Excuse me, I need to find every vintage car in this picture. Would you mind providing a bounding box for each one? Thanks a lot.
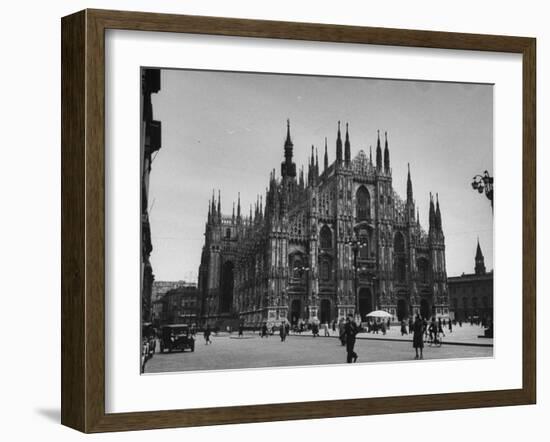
[160,324,195,353]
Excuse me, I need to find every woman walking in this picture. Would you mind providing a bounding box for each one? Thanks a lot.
[413,314,424,359]
[204,325,212,345]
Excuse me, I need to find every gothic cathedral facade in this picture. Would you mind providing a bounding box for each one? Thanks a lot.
[198,121,449,327]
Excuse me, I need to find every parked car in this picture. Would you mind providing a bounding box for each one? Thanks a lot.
[160,324,195,353]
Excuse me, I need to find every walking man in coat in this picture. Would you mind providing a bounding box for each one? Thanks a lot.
[279,321,287,342]
[344,314,359,363]
[413,314,424,359]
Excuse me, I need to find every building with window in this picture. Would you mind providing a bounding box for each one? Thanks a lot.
[448,240,493,322]
[198,121,449,327]
[151,280,188,327]
[157,284,200,326]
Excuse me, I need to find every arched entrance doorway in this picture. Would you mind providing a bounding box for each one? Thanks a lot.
[420,298,431,320]
[358,287,372,321]
[290,299,301,325]
[220,261,234,313]
[397,299,408,321]
[320,299,331,324]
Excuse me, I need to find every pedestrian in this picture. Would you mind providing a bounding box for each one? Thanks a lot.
[381,321,386,335]
[312,322,319,337]
[449,319,453,333]
[238,323,244,338]
[332,320,336,332]
[285,321,290,336]
[343,315,359,363]
[339,319,346,346]
[423,317,429,339]
[323,322,330,337]
[428,317,436,344]
[408,317,414,335]
[438,317,445,337]
[279,322,287,342]
[204,325,212,345]
[261,322,268,338]
[387,318,391,330]
[400,319,408,336]
[412,314,424,359]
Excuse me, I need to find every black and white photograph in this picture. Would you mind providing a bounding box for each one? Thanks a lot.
[140,68,494,374]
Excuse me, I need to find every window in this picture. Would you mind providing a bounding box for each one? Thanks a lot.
[394,232,405,253]
[319,260,331,281]
[417,258,430,283]
[394,232,406,282]
[356,186,370,221]
[320,225,332,249]
[225,228,231,239]
[292,256,304,278]
[395,257,406,282]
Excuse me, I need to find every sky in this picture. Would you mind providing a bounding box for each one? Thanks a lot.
[148,69,493,282]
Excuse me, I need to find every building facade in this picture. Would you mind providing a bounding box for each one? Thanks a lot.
[448,240,493,322]
[140,68,162,324]
[156,284,200,326]
[151,280,188,327]
[199,121,449,327]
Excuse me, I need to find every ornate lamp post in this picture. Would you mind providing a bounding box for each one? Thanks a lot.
[471,171,494,210]
[348,237,368,319]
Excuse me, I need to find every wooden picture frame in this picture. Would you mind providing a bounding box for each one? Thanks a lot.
[61,9,536,433]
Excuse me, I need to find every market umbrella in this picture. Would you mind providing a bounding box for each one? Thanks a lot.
[366,310,392,319]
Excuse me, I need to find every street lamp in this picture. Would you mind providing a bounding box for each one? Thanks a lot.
[471,170,494,210]
[348,237,368,319]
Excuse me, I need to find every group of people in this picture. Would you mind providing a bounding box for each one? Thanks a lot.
[401,316,453,337]
[364,318,391,335]
[411,315,449,359]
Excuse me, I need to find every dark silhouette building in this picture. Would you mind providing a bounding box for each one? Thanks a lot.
[141,68,161,323]
[199,121,449,328]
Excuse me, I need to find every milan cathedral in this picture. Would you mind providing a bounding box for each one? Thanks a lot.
[198,121,449,327]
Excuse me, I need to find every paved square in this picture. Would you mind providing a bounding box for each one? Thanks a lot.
[144,331,492,374]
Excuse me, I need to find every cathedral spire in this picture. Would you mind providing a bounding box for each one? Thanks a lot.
[384,131,390,173]
[407,163,413,204]
[336,121,343,163]
[369,145,373,165]
[344,122,351,165]
[211,189,216,219]
[281,119,296,178]
[376,130,382,171]
[435,193,442,231]
[237,192,241,220]
[324,137,328,172]
[217,190,221,222]
[285,118,292,148]
[260,195,263,219]
[475,238,486,274]
[315,147,319,177]
[429,192,435,232]
[232,201,235,222]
